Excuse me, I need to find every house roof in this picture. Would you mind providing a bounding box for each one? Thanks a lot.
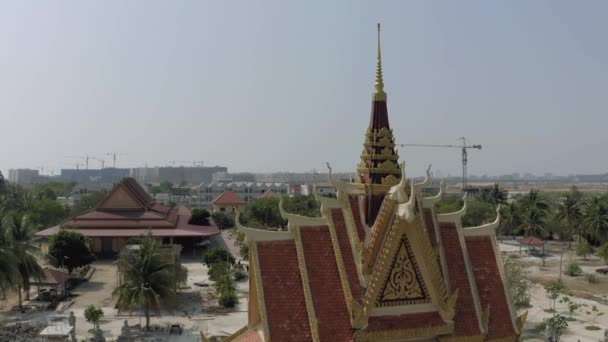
[212,191,246,205]
[33,268,71,286]
[518,236,544,245]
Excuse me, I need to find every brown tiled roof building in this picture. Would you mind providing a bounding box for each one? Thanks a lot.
[37,178,219,255]
[228,25,524,342]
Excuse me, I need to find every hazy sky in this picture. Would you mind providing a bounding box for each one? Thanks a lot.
[1,1,607,178]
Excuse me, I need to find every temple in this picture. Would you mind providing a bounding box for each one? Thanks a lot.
[36,178,219,255]
[228,25,526,342]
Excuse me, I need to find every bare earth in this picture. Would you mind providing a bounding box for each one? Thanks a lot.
[501,240,608,342]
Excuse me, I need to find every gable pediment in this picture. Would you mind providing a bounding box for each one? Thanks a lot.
[377,235,431,306]
[97,184,145,210]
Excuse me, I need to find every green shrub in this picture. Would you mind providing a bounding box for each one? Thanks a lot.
[564,261,582,276]
[219,290,238,308]
[597,243,608,264]
[189,209,211,225]
[546,313,568,342]
[576,241,593,260]
[234,267,247,281]
[208,261,232,283]
[203,248,235,267]
[585,273,598,283]
[84,305,104,330]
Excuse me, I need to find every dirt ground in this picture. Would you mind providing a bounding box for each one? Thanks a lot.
[500,240,608,341]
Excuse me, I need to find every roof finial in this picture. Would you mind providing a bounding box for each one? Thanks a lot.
[373,23,386,101]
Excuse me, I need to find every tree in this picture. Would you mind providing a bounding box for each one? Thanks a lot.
[500,202,522,237]
[516,190,550,237]
[113,237,175,330]
[576,241,593,260]
[0,171,7,196]
[84,305,104,330]
[2,213,44,306]
[480,183,508,205]
[547,313,568,342]
[189,209,211,225]
[203,247,235,267]
[545,281,564,312]
[597,242,608,264]
[555,192,582,248]
[29,197,66,228]
[462,200,495,227]
[47,230,95,273]
[559,296,583,320]
[583,196,608,245]
[71,191,107,217]
[242,197,286,229]
[504,260,531,308]
[211,212,234,230]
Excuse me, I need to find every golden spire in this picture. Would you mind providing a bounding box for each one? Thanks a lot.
[373,23,386,101]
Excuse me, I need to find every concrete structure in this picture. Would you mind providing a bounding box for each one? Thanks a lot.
[8,168,39,184]
[59,168,129,184]
[300,182,336,197]
[130,166,227,185]
[37,178,219,255]
[228,25,523,342]
[198,181,289,208]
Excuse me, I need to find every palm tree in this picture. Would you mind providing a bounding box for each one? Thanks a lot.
[555,193,582,248]
[516,190,550,237]
[113,237,175,329]
[2,213,44,307]
[582,196,608,245]
[500,201,521,237]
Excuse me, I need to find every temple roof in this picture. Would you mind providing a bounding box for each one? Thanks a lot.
[36,178,219,238]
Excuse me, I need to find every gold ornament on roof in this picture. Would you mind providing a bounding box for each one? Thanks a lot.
[373,23,386,101]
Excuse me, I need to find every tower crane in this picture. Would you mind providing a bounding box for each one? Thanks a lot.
[396,137,482,191]
[106,152,127,168]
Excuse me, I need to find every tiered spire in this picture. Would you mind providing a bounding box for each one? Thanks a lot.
[356,23,401,226]
[373,23,386,101]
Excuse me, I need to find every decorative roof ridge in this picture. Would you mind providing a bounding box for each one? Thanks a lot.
[327,162,366,195]
[278,198,327,228]
[412,164,432,194]
[312,184,341,209]
[436,193,468,223]
[395,180,416,223]
[373,23,386,102]
[421,179,445,208]
[388,162,409,203]
[462,205,501,237]
[235,212,292,242]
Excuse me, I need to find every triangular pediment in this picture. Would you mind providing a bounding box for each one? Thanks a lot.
[97,184,145,210]
[377,235,431,306]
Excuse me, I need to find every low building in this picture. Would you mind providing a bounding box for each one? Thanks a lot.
[198,181,289,208]
[211,191,246,213]
[36,178,219,255]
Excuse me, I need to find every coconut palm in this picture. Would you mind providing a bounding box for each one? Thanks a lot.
[555,193,582,248]
[113,237,175,329]
[582,196,608,245]
[500,201,521,237]
[2,213,44,307]
[515,190,550,237]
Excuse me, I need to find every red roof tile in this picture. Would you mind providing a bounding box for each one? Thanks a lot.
[422,208,438,248]
[300,226,353,342]
[331,208,363,303]
[256,240,312,341]
[213,191,246,205]
[36,268,71,285]
[438,222,481,337]
[348,196,366,241]
[466,236,517,340]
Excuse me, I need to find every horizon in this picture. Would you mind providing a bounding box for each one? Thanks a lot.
[2,1,607,178]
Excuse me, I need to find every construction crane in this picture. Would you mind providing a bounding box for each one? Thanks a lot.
[89,157,105,169]
[397,137,482,191]
[106,152,127,168]
[65,156,91,169]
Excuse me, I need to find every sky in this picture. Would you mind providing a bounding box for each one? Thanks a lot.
[1,1,607,178]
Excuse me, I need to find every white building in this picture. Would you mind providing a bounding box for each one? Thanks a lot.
[300,183,337,197]
[197,181,289,209]
[8,169,39,184]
